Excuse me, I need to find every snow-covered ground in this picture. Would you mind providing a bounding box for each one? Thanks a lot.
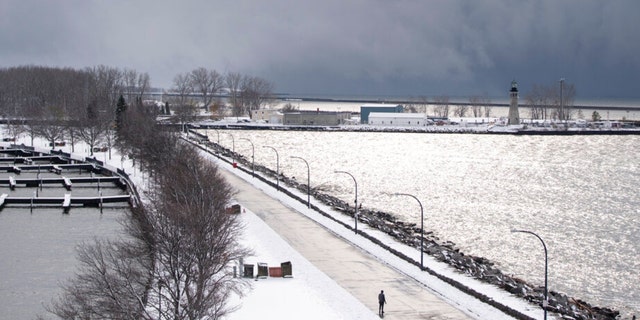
[227,209,376,319]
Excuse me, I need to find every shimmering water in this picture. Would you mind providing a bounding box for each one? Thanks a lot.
[208,129,640,317]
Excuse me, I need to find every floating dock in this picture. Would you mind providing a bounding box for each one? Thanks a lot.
[0,176,126,190]
[0,193,132,209]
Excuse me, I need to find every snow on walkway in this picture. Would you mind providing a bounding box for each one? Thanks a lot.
[227,208,376,319]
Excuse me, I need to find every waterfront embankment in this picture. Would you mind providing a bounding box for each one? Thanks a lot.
[187,131,623,320]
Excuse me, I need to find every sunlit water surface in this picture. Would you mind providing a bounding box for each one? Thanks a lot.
[208,129,640,317]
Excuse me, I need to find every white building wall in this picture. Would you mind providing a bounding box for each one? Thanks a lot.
[251,109,283,123]
[368,113,431,126]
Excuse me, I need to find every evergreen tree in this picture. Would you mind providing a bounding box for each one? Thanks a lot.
[115,95,127,131]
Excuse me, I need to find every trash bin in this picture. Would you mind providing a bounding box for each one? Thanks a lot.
[269,267,282,277]
[257,263,268,278]
[281,261,292,278]
[243,264,254,278]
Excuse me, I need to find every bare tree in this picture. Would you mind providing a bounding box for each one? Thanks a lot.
[170,73,198,130]
[48,238,154,320]
[404,103,417,113]
[225,72,244,117]
[240,75,274,117]
[124,69,138,103]
[76,99,108,156]
[3,118,25,142]
[137,72,150,99]
[32,104,67,148]
[146,147,251,319]
[414,96,429,114]
[468,94,492,118]
[171,72,193,109]
[123,69,151,102]
[469,96,482,117]
[280,103,298,113]
[524,84,550,120]
[525,82,575,122]
[433,95,450,118]
[51,132,250,320]
[190,68,223,111]
[453,103,469,117]
[481,94,493,118]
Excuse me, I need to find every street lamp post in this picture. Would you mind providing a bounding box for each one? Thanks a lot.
[511,229,548,320]
[263,146,280,191]
[290,156,310,208]
[394,193,425,270]
[560,78,565,127]
[240,138,255,177]
[227,133,235,166]
[214,130,220,153]
[334,170,358,234]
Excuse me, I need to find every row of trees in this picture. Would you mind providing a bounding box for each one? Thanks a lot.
[0,65,150,120]
[402,94,493,118]
[0,65,275,155]
[0,65,152,155]
[169,68,274,125]
[524,81,576,121]
[0,65,253,318]
[401,81,576,121]
[48,83,250,319]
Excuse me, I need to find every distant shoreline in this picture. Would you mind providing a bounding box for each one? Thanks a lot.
[280,95,640,111]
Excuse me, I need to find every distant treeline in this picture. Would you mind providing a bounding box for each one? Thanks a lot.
[0,65,276,120]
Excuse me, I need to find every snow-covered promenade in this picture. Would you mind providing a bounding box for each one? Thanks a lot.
[194,142,544,319]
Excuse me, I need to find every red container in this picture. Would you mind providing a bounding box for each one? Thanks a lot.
[269,267,282,277]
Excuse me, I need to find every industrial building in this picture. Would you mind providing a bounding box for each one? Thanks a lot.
[360,104,403,124]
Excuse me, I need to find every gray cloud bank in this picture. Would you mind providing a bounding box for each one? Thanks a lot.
[1,0,638,99]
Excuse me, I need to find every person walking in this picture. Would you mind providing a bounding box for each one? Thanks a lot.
[378,290,386,315]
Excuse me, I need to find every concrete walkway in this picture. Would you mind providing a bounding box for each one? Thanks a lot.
[218,168,473,320]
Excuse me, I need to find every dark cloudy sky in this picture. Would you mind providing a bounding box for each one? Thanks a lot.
[1,0,639,100]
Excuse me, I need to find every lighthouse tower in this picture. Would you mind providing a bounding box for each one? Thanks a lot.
[508,80,520,125]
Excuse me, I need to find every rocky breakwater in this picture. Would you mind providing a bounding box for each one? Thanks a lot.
[313,193,621,320]
[193,136,621,320]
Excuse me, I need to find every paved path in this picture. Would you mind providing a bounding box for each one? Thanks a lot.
[219,168,473,320]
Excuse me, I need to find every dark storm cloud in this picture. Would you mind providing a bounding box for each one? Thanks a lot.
[1,0,638,99]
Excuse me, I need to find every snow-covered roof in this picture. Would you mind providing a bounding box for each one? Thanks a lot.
[361,103,402,108]
[368,112,426,118]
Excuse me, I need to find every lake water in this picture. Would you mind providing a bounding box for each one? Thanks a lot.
[0,164,128,319]
[207,129,640,318]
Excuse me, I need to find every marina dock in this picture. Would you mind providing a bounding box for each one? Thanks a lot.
[0,193,132,209]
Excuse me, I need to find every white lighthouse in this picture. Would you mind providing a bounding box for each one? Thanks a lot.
[508,80,520,125]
